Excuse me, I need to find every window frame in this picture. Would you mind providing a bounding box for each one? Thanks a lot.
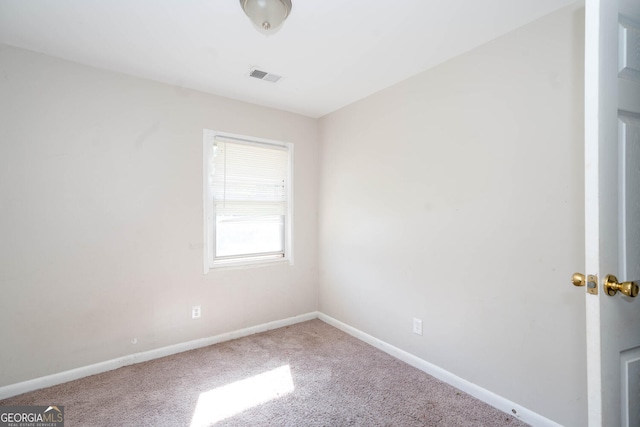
[203,130,294,273]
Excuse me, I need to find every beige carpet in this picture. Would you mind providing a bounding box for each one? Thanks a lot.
[1,319,529,426]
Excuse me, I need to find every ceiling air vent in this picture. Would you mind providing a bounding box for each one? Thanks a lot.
[249,68,282,83]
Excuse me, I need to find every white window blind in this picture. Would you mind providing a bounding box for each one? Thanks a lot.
[210,136,289,260]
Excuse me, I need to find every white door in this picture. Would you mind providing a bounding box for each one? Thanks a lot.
[584,0,640,425]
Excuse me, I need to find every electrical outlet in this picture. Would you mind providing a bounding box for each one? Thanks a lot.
[413,318,423,335]
[192,305,201,319]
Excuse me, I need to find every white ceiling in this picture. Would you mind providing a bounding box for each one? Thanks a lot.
[0,0,576,118]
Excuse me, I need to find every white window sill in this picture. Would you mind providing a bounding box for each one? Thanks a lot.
[206,257,292,273]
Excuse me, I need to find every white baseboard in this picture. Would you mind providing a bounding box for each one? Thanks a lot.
[0,311,318,400]
[317,313,562,427]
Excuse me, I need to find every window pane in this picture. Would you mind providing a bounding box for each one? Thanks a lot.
[215,215,284,257]
[206,134,291,267]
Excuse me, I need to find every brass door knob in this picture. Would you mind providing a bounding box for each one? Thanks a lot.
[604,275,639,297]
[572,273,586,287]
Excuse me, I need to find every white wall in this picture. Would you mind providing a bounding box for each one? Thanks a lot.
[319,4,586,426]
[0,44,319,387]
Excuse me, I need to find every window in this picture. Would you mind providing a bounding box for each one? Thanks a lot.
[203,130,293,271]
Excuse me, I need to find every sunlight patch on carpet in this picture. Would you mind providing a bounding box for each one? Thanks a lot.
[190,365,295,426]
